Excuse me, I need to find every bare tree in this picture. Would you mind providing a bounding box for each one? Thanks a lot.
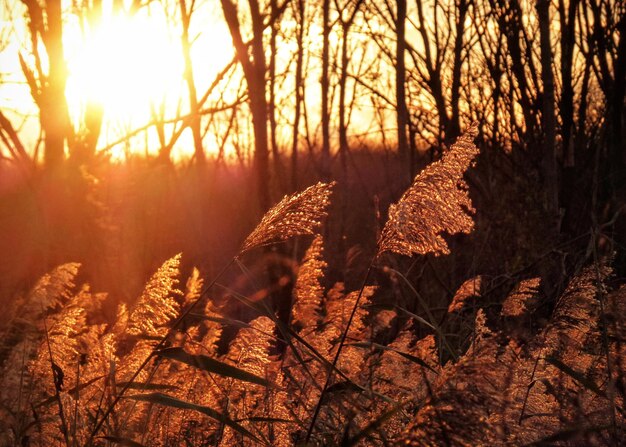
[179,0,206,165]
[537,0,558,216]
[589,0,626,188]
[221,0,270,211]
[291,0,306,191]
[20,0,73,168]
[488,0,540,143]
[395,0,410,167]
[558,0,581,167]
[336,0,364,176]
[320,0,332,180]
[406,0,470,146]
[269,0,287,190]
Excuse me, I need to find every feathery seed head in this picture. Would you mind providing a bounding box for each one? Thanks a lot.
[241,181,336,253]
[378,123,479,257]
[448,276,482,314]
[292,234,327,328]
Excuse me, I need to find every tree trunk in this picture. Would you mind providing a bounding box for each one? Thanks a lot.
[21,0,73,168]
[320,0,331,180]
[395,0,410,174]
[221,0,270,211]
[43,0,71,167]
[291,0,305,191]
[589,0,626,189]
[608,9,626,186]
[449,0,468,140]
[491,0,537,143]
[269,0,285,190]
[558,0,579,168]
[537,0,558,217]
[179,0,205,166]
[338,21,349,177]
[337,0,364,179]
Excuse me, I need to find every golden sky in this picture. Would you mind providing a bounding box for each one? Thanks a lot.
[0,0,392,162]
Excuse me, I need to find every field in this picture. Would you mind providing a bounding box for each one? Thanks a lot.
[0,127,624,446]
[1,0,625,445]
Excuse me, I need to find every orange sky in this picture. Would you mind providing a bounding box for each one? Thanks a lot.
[0,0,395,162]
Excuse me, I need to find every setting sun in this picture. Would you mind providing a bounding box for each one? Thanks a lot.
[59,0,236,160]
[66,12,184,124]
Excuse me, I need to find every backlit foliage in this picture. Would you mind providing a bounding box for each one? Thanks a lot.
[291,234,326,328]
[0,157,623,446]
[220,316,275,446]
[447,275,482,313]
[378,123,480,257]
[501,277,541,318]
[399,265,623,446]
[126,253,182,337]
[241,181,336,253]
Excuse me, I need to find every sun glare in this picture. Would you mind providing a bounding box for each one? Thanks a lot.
[66,12,184,123]
[60,2,237,161]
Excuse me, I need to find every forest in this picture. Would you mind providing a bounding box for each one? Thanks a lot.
[0,0,624,445]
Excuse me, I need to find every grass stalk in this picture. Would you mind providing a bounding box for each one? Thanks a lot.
[41,310,71,447]
[305,259,374,442]
[86,257,236,445]
[384,266,457,361]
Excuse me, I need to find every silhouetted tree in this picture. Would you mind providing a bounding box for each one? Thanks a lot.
[178,0,205,165]
[395,0,410,171]
[291,0,306,191]
[220,0,270,211]
[588,0,626,188]
[537,0,558,216]
[336,0,364,176]
[320,0,332,180]
[20,0,73,168]
[558,0,580,168]
[404,0,470,146]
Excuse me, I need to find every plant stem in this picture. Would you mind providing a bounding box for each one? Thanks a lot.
[306,259,374,442]
[86,257,236,445]
[41,310,71,447]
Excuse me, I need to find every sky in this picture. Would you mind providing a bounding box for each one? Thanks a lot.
[0,0,394,163]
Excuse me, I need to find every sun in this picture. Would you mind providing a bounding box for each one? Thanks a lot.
[62,2,237,160]
[66,10,184,122]
[64,8,193,159]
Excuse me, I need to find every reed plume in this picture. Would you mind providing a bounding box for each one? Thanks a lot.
[291,234,326,329]
[378,123,479,257]
[126,253,183,338]
[241,181,335,253]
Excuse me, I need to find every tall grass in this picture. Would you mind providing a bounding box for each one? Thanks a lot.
[0,125,623,446]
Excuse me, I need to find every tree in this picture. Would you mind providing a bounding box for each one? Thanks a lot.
[488,0,540,144]
[220,0,270,211]
[558,0,581,167]
[179,0,206,165]
[291,0,306,191]
[537,0,558,216]
[20,0,73,169]
[320,0,332,180]
[395,0,410,169]
[588,0,626,189]
[405,0,470,146]
[336,0,364,176]
[268,0,288,191]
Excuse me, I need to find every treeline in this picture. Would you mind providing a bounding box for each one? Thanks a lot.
[0,0,625,210]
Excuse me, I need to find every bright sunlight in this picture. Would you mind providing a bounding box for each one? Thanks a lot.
[62,1,235,160]
[66,13,184,124]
